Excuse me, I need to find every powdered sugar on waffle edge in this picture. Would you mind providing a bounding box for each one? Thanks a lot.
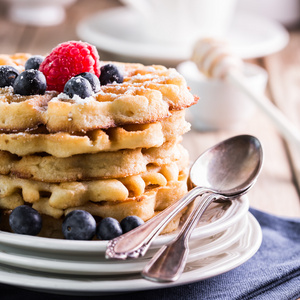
[53,92,96,104]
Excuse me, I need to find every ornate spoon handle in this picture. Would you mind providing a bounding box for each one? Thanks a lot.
[105,186,207,260]
[141,193,218,282]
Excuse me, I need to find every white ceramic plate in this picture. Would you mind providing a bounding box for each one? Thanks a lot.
[76,7,289,65]
[0,215,248,275]
[0,196,248,254]
[0,213,261,296]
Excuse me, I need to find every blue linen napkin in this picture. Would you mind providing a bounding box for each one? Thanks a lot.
[1,207,300,300]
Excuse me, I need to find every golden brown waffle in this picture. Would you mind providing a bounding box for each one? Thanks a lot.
[0,87,58,132]
[64,171,188,222]
[0,53,31,73]
[0,59,196,133]
[0,168,188,238]
[45,63,196,133]
[0,51,194,239]
[0,162,187,211]
[0,54,56,132]
[0,140,188,182]
[0,110,190,157]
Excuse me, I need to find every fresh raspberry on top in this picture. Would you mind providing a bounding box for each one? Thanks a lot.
[39,41,100,92]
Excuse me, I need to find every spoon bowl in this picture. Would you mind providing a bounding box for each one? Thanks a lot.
[190,135,263,195]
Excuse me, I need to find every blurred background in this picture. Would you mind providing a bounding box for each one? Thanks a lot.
[0,0,298,64]
[0,0,300,217]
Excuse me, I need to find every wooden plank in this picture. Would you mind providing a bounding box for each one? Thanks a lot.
[0,19,26,54]
[0,0,120,54]
[264,31,300,196]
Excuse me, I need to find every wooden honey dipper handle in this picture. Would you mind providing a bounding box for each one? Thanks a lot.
[191,38,300,149]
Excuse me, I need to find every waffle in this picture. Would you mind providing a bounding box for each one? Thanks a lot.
[0,59,196,133]
[0,168,188,238]
[0,48,196,239]
[0,87,58,132]
[0,53,30,73]
[0,55,57,132]
[0,110,190,157]
[45,63,197,133]
[65,177,188,224]
[0,140,188,182]
[0,161,186,211]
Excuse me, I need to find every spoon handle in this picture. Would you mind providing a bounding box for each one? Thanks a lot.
[228,70,300,149]
[105,186,206,260]
[141,193,218,282]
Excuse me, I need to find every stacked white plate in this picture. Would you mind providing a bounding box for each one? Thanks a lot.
[0,196,261,296]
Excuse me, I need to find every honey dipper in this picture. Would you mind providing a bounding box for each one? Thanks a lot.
[191,38,300,148]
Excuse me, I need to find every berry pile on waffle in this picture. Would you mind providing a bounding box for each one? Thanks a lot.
[0,41,197,240]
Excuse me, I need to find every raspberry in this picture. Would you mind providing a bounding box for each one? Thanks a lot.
[39,41,100,92]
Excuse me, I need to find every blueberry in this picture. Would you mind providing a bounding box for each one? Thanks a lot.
[0,65,19,88]
[13,69,47,96]
[75,72,100,93]
[64,76,93,99]
[25,55,45,70]
[96,217,123,240]
[99,64,123,85]
[62,210,96,240]
[9,205,42,236]
[120,215,144,233]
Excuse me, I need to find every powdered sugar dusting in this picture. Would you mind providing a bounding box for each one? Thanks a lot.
[53,92,96,104]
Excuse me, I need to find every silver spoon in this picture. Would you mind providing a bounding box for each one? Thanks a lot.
[105,135,263,260]
[142,134,263,282]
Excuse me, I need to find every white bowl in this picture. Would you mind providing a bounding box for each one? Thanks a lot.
[177,61,268,131]
[5,0,76,26]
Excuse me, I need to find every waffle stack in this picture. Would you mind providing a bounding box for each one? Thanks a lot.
[0,51,197,239]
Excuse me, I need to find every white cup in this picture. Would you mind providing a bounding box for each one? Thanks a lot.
[177,61,268,131]
[120,0,237,45]
[237,0,300,27]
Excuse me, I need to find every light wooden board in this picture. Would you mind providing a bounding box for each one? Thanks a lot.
[264,31,300,196]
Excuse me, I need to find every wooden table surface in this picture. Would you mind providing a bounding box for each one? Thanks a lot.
[0,0,300,218]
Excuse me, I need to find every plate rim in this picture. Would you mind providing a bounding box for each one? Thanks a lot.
[0,196,248,254]
[0,214,249,275]
[0,212,262,295]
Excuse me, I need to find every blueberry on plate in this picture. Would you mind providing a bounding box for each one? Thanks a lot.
[120,215,144,234]
[64,76,93,99]
[25,55,45,70]
[75,72,100,93]
[9,205,42,236]
[99,64,123,85]
[62,210,96,240]
[96,217,123,240]
[13,69,47,96]
[0,65,19,88]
